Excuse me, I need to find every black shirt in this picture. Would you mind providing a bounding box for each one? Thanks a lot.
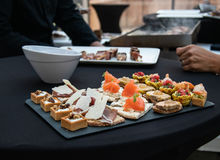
[0,0,98,57]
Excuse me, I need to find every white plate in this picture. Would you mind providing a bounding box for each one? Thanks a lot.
[60,46,160,65]
[157,10,200,14]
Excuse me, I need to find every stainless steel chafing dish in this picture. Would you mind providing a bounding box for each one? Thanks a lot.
[110,14,201,48]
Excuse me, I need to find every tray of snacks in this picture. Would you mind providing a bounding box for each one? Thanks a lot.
[60,46,160,65]
[25,72,214,139]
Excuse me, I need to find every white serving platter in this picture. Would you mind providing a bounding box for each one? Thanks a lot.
[157,9,201,15]
[60,46,160,65]
[156,9,203,18]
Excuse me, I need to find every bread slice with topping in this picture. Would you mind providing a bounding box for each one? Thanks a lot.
[153,99,182,114]
[113,103,153,119]
[85,94,125,126]
[146,90,171,104]
[192,83,207,107]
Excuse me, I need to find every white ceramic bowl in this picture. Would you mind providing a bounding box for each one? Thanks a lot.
[22,45,81,84]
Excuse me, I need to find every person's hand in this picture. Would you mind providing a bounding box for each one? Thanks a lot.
[176,44,220,74]
[90,41,103,46]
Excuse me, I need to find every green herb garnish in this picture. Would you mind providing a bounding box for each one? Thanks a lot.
[133,93,139,102]
[102,72,106,77]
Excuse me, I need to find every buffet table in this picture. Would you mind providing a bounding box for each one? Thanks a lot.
[1,56,220,160]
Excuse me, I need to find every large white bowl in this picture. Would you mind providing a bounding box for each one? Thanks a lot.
[22,45,81,84]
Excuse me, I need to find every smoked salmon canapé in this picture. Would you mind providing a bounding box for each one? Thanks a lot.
[103,71,120,84]
[123,94,145,111]
[103,81,120,93]
[122,80,139,97]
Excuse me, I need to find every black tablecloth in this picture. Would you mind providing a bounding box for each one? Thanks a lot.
[0,56,220,160]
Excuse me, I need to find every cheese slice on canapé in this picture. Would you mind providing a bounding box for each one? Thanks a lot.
[52,85,73,95]
[65,89,85,105]
[85,94,108,120]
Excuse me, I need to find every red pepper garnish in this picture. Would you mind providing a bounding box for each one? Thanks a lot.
[162,80,174,88]
[177,89,190,96]
[134,72,145,77]
[163,80,172,86]
[150,74,160,82]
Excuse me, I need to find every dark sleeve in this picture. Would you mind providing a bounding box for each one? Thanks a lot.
[0,0,49,57]
[54,0,99,46]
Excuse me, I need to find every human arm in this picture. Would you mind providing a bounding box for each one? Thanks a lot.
[0,0,49,57]
[54,0,100,46]
[176,44,220,74]
[90,41,103,46]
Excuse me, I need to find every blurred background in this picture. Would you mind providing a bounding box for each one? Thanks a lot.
[84,0,220,32]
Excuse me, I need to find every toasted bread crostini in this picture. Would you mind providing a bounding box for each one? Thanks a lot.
[145,90,171,104]
[153,99,183,114]
[192,83,207,107]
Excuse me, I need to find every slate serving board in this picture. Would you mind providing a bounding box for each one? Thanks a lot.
[25,99,215,139]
